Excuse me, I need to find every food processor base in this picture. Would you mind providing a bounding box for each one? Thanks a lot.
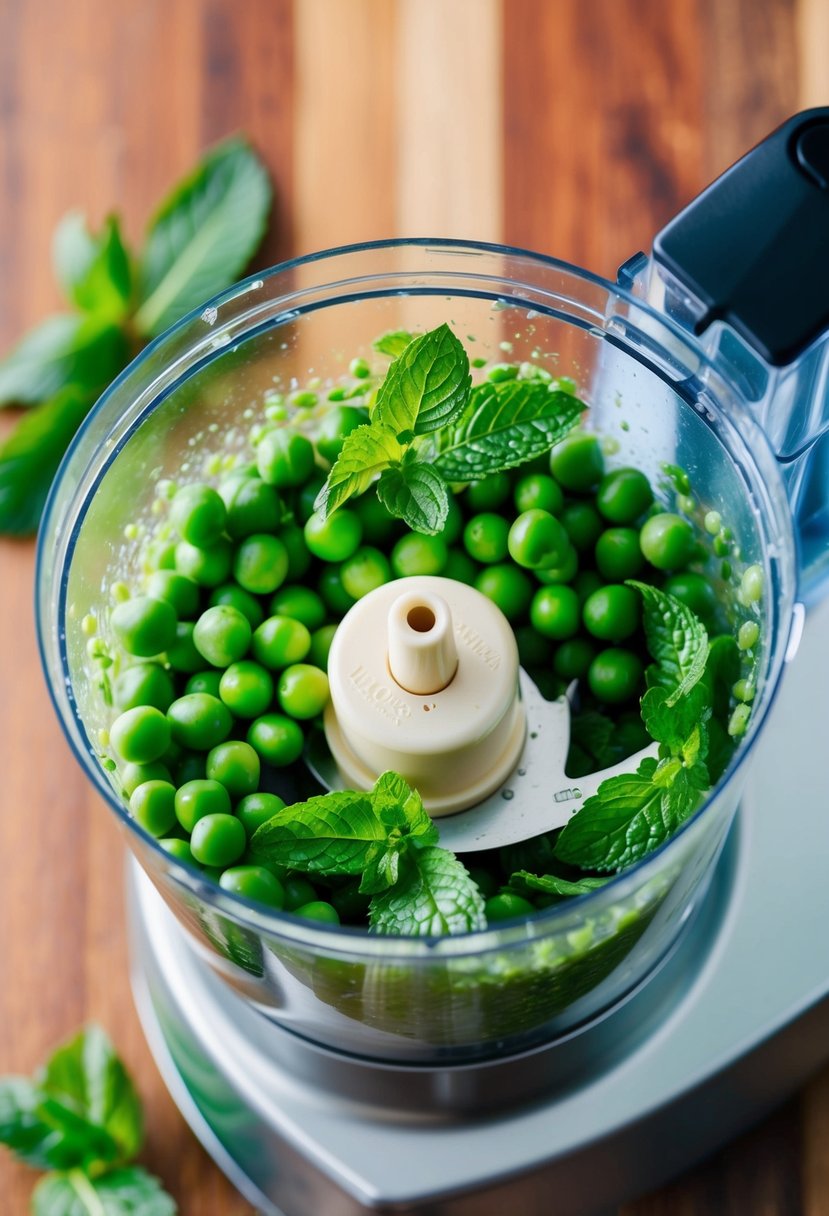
[127,600,829,1216]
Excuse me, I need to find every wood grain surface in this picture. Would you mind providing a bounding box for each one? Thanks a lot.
[0,2,825,1213]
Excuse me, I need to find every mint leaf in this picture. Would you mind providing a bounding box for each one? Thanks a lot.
[433,381,583,481]
[0,386,97,535]
[251,791,388,876]
[554,755,704,872]
[373,330,414,358]
[0,1077,74,1171]
[33,1167,176,1216]
[640,684,711,756]
[372,323,470,438]
[359,847,402,895]
[53,213,132,319]
[134,137,271,337]
[628,582,709,705]
[315,424,403,516]
[371,771,438,846]
[369,847,486,935]
[507,871,609,899]
[0,315,127,408]
[376,460,449,535]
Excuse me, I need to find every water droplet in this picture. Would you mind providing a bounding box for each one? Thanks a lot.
[501,789,514,800]
[517,768,527,777]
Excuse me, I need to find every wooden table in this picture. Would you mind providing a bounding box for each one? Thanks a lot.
[1,2,828,1212]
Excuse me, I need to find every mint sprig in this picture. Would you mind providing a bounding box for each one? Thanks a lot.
[376,458,450,535]
[372,330,414,358]
[0,1026,176,1214]
[627,580,709,704]
[0,137,272,535]
[368,846,486,936]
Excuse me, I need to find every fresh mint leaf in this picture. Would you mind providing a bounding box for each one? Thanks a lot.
[554,755,704,872]
[628,581,709,705]
[640,684,711,756]
[134,137,271,337]
[372,323,470,438]
[53,213,132,319]
[314,424,403,516]
[376,459,449,535]
[32,1166,177,1216]
[433,381,583,481]
[369,847,486,936]
[0,1077,72,1171]
[373,330,414,358]
[507,871,609,899]
[251,790,388,876]
[371,771,438,846]
[0,315,127,409]
[359,847,402,895]
[0,386,96,535]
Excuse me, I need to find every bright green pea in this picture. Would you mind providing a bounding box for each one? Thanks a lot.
[741,564,764,604]
[119,759,172,798]
[508,510,570,570]
[587,648,643,703]
[474,565,533,618]
[221,476,281,539]
[595,528,644,581]
[110,705,172,764]
[463,513,509,564]
[318,567,357,616]
[596,467,654,524]
[269,586,327,631]
[340,547,391,600]
[208,583,265,630]
[206,740,261,798]
[663,573,719,620]
[247,713,305,766]
[111,595,178,658]
[278,664,330,720]
[738,620,760,651]
[550,432,604,491]
[220,866,285,908]
[170,483,227,547]
[190,813,247,868]
[175,538,233,587]
[466,474,512,512]
[112,664,175,712]
[281,524,312,581]
[193,604,252,667]
[309,624,338,670]
[728,703,752,737]
[530,585,581,640]
[304,510,363,562]
[349,356,371,379]
[391,533,448,577]
[232,534,289,596]
[186,671,223,698]
[159,838,196,866]
[315,405,368,462]
[253,615,312,669]
[256,429,316,488]
[219,661,274,718]
[733,678,755,703]
[704,510,722,535]
[282,877,318,910]
[639,513,695,571]
[174,778,232,833]
[145,570,200,618]
[560,501,603,552]
[167,693,233,751]
[514,473,564,516]
[534,543,579,585]
[442,550,478,585]
[485,893,534,922]
[236,792,287,838]
[297,476,328,524]
[130,780,177,837]
[294,900,340,924]
[582,585,640,642]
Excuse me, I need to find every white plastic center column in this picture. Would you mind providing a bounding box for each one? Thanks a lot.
[324,576,526,816]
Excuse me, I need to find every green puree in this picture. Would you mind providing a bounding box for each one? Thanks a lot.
[87,325,763,959]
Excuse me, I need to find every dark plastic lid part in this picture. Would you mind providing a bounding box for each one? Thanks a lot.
[653,109,829,367]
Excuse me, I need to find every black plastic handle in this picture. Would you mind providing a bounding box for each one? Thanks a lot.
[653,108,829,367]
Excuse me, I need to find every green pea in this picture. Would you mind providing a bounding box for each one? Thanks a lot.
[533,544,579,585]
[485,893,534,922]
[219,866,285,908]
[442,550,479,585]
[294,900,340,925]
[741,564,764,604]
[165,622,205,674]
[550,433,604,491]
[340,547,391,600]
[465,473,512,512]
[281,524,312,581]
[315,406,368,463]
[738,620,760,651]
[553,637,596,680]
[167,693,233,751]
[269,586,327,632]
[174,753,207,785]
[595,528,644,581]
[439,496,464,545]
[639,513,695,571]
[208,583,265,630]
[232,534,289,596]
[130,780,177,837]
[218,661,274,718]
[175,538,233,587]
[391,533,448,577]
[530,585,581,640]
[111,706,172,764]
[349,356,371,379]
[508,510,570,570]
[221,476,281,539]
[190,813,247,868]
[463,513,509,564]
[119,759,172,798]
[170,483,227,547]
[247,713,305,766]
[186,671,223,698]
[206,740,261,798]
[573,569,603,604]
[112,664,175,712]
[318,567,357,616]
[111,595,178,657]
[560,501,603,551]
[582,585,640,642]
[595,467,654,524]
[236,791,287,838]
[144,570,200,618]
[193,605,252,667]
[514,473,564,516]
[664,572,719,620]
[474,565,533,618]
[175,778,232,833]
[256,429,316,488]
[158,838,196,867]
[282,876,318,910]
[309,624,338,670]
[278,664,330,720]
[587,648,643,704]
[253,615,312,669]
[304,509,363,563]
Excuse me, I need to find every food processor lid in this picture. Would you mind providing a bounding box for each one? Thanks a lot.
[653,108,829,366]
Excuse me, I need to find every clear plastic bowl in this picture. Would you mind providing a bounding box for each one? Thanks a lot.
[36,240,795,1064]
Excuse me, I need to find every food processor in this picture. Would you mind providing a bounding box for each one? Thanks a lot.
[36,109,829,1214]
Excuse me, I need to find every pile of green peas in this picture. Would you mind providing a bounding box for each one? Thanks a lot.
[92,358,741,929]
